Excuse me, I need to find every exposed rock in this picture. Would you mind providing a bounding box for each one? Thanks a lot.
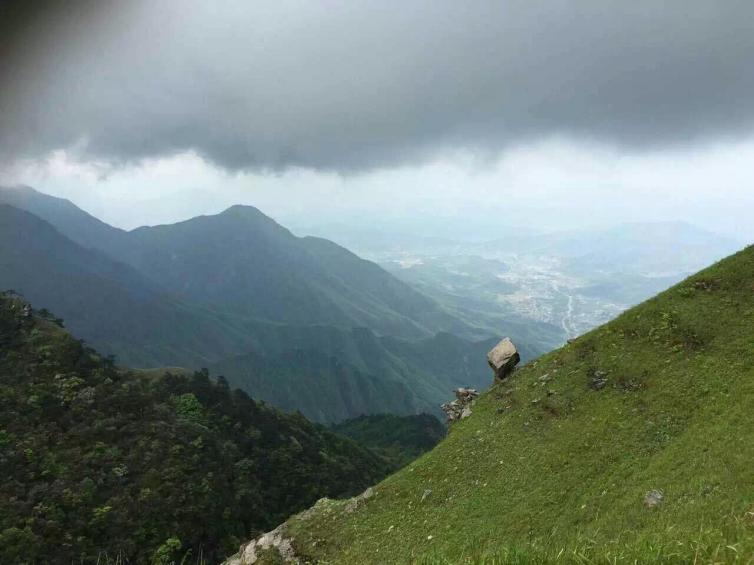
[226,524,297,564]
[589,370,608,391]
[227,488,377,564]
[343,486,374,514]
[455,387,478,403]
[487,338,520,381]
[297,497,332,521]
[441,400,462,422]
[644,489,664,508]
[441,388,478,423]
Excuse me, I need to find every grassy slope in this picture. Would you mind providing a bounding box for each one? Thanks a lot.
[259,245,754,564]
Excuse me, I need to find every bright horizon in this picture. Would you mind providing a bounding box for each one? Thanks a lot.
[2,2,754,241]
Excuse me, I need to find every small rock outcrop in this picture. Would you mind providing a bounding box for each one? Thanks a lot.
[589,370,608,390]
[226,525,297,564]
[225,487,377,564]
[644,489,664,508]
[487,338,520,381]
[441,387,478,423]
[343,486,374,514]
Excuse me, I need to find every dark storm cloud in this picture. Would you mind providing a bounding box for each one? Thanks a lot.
[2,0,754,172]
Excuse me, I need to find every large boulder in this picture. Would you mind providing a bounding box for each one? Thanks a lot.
[487,338,520,381]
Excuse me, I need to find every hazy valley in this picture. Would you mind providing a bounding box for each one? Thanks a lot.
[300,221,741,343]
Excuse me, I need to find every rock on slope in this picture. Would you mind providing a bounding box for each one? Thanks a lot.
[227,244,754,563]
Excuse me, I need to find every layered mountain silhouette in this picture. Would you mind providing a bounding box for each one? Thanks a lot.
[0,186,515,421]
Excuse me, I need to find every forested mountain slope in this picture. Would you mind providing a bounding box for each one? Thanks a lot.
[331,413,446,470]
[0,292,391,564]
[210,329,497,422]
[232,244,754,564]
[0,187,549,422]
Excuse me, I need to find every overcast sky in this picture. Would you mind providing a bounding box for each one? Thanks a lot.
[1,1,754,240]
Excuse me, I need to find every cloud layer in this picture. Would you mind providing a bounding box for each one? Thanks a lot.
[3,1,754,172]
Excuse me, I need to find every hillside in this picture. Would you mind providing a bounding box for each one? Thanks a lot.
[1,188,542,422]
[0,205,254,368]
[0,292,391,564]
[120,205,476,340]
[211,329,497,423]
[0,185,131,257]
[231,244,754,563]
[0,187,476,340]
[331,413,446,470]
[0,203,498,422]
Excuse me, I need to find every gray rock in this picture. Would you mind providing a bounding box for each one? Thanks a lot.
[487,338,520,381]
[590,370,608,390]
[590,378,608,390]
[644,489,664,508]
[343,487,374,514]
[455,387,478,403]
[441,388,479,423]
[226,524,297,564]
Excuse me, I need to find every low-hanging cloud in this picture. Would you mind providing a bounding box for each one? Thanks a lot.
[2,0,754,173]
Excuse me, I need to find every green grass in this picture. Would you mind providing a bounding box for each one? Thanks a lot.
[249,245,754,564]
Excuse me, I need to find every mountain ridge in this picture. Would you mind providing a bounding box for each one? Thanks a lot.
[0,188,510,422]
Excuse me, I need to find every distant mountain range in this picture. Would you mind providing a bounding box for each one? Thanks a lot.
[299,218,741,276]
[1,186,544,421]
[0,186,470,339]
[480,221,743,276]
[328,218,743,342]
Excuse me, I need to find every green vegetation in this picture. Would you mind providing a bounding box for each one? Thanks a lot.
[0,294,391,564]
[246,245,754,563]
[331,413,446,469]
[0,193,505,422]
[211,330,497,423]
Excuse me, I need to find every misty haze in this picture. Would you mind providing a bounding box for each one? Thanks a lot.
[1,2,753,564]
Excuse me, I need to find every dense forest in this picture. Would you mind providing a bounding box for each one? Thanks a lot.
[0,293,390,564]
[330,413,446,469]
